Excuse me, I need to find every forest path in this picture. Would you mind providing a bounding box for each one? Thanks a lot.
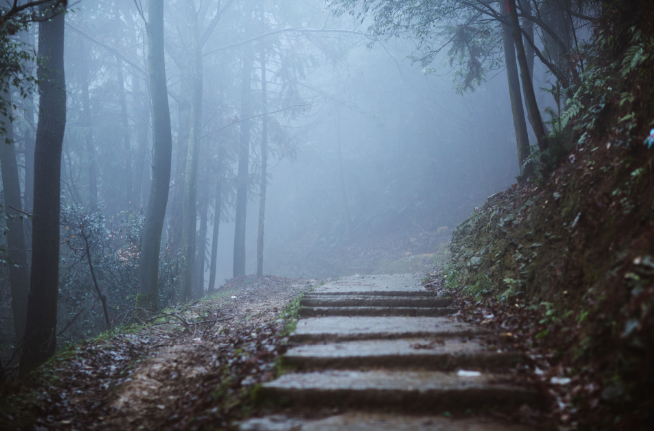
[4,276,317,430]
[238,274,542,431]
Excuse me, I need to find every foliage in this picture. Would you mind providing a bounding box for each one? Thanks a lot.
[329,0,503,93]
[55,204,182,346]
[0,23,35,143]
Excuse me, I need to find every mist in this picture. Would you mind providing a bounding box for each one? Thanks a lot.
[0,0,567,363]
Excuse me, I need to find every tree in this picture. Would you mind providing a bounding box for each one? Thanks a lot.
[500,0,531,171]
[79,39,98,206]
[256,45,268,277]
[20,1,67,375]
[136,0,173,312]
[233,44,254,278]
[508,0,547,151]
[178,0,204,300]
[0,90,29,344]
[329,0,596,166]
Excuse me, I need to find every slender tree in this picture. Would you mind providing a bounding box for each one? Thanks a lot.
[519,0,535,82]
[194,167,209,298]
[0,90,29,344]
[256,46,268,277]
[80,39,98,206]
[116,64,133,205]
[179,0,204,300]
[132,75,150,208]
[233,46,254,278]
[19,30,35,214]
[208,149,222,293]
[336,106,351,241]
[20,2,67,375]
[500,1,531,174]
[136,0,173,312]
[509,0,547,151]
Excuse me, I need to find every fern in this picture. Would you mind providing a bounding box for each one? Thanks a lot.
[621,28,653,77]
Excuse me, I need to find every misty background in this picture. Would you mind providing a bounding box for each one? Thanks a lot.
[1,0,574,360]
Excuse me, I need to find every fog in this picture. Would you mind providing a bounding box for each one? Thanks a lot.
[1,0,577,351]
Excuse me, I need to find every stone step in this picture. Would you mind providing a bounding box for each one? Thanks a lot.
[259,370,541,413]
[282,338,523,371]
[312,274,427,296]
[300,295,453,308]
[305,290,436,297]
[289,316,485,343]
[239,413,537,431]
[299,306,459,318]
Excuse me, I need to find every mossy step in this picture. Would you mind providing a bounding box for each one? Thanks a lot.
[259,370,541,413]
[282,338,523,371]
[299,306,458,318]
[300,296,452,308]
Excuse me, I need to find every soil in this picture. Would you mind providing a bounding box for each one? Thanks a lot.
[0,275,319,431]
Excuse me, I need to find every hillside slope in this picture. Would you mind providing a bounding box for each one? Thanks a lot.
[444,3,654,429]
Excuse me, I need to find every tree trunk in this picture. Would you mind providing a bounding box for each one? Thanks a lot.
[256,48,268,278]
[20,3,66,375]
[133,76,150,209]
[233,48,254,278]
[194,174,208,299]
[541,0,571,67]
[170,86,189,252]
[509,0,547,152]
[19,30,35,214]
[179,0,203,301]
[0,90,30,344]
[519,0,534,82]
[501,1,531,175]
[136,0,173,312]
[116,64,133,206]
[336,106,351,240]
[80,39,98,206]
[208,155,222,293]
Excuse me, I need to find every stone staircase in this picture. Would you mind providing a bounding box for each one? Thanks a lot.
[239,274,540,430]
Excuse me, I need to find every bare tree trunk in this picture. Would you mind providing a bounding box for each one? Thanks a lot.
[233,47,254,278]
[208,156,222,293]
[501,1,531,175]
[179,0,203,300]
[509,0,547,152]
[0,90,29,344]
[80,39,98,206]
[336,106,351,240]
[20,3,67,375]
[20,30,35,215]
[116,65,133,206]
[194,173,208,299]
[136,0,173,312]
[519,0,535,82]
[132,76,150,208]
[256,47,268,278]
[170,86,189,252]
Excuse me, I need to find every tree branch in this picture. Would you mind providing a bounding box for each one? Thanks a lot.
[203,28,369,57]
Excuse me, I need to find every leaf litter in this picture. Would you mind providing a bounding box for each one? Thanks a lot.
[1,275,319,430]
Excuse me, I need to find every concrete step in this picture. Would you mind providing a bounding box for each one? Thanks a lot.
[239,413,537,431]
[312,274,427,296]
[299,306,459,318]
[282,338,523,371]
[300,295,453,308]
[289,316,485,343]
[305,290,437,297]
[259,370,541,413]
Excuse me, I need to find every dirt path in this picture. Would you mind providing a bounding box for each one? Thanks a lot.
[1,276,318,431]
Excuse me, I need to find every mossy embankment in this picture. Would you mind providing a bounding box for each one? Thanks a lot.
[444,3,654,429]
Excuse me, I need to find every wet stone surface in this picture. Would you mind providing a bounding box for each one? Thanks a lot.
[240,274,540,430]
